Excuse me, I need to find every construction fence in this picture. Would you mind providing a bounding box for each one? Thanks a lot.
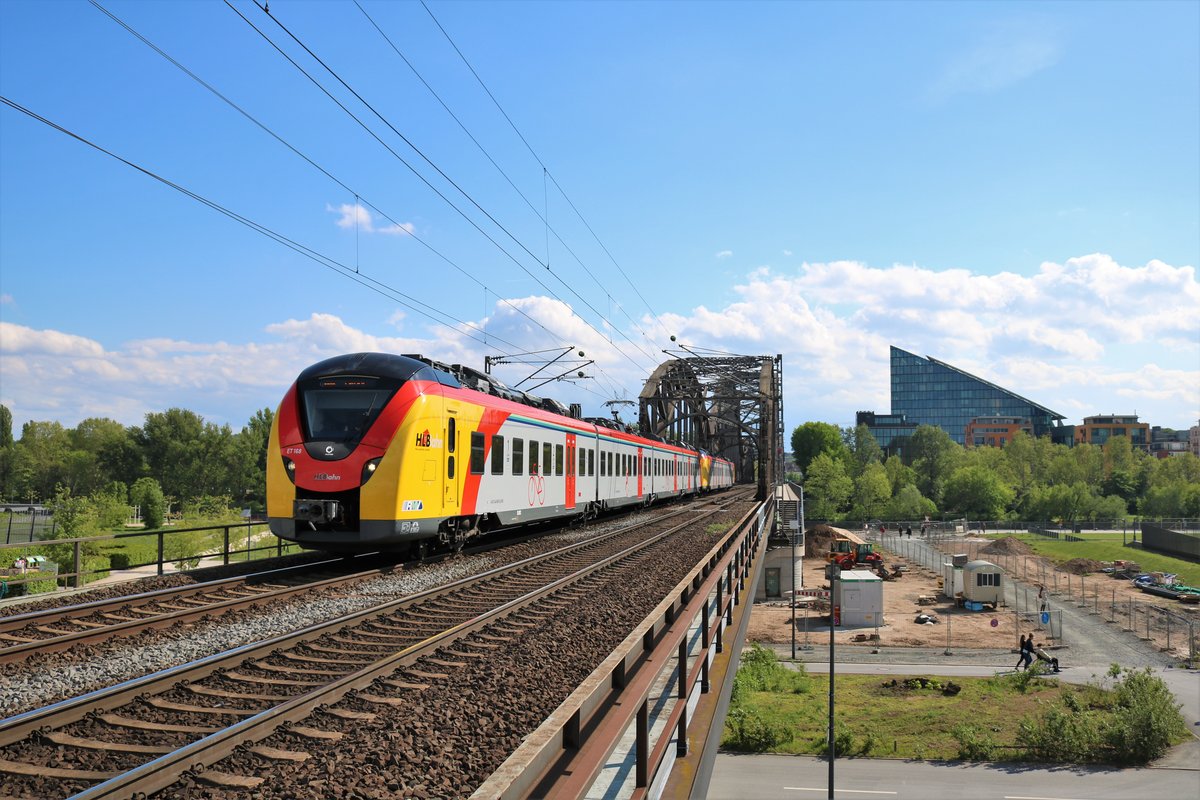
[872,530,1199,665]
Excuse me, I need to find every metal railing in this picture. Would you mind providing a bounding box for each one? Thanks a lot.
[0,521,300,595]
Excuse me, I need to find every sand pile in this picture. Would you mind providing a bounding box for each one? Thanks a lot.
[981,536,1034,556]
[1061,558,1105,575]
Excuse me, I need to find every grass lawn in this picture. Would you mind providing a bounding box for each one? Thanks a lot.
[726,671,1069,760]
[721,651,1190,764]
[995,534,1200,586]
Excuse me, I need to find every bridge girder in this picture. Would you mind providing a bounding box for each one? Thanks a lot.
[639,354,783,500]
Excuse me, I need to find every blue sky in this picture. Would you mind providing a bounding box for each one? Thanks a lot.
[1,0,1197,438]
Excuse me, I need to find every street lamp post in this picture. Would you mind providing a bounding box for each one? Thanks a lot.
[825,561,840,799]
[791,482,805,660]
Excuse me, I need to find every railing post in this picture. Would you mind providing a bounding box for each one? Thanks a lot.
[676,639,689,756]
[157,532,165,576]
[73,539,82,589]
[223,528,231,566]
[701,600,711,692]
[636,700,649,788]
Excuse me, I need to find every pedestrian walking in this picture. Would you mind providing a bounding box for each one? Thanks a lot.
[1038,585,1048,614]
[1020,634,1034,670]
[1015,634,1028,671]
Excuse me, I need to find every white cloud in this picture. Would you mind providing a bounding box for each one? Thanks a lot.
[715,250,733,259]
[1,254,1195,439]
[0,294,12,305]
[928,21,1060,102]
[782,250,793,257]
[326,203,414,236]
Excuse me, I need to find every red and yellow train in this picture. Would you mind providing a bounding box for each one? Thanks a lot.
[267,353,735,554]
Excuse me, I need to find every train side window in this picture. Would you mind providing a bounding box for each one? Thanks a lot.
[448,417,456,452]
[469,432,486,474]
[578,447,584,476]
[491,435,505,475]
[530,440,539,475]
[588,449,594,476]
[513,438,524,475]
[543,443,553,477]
[555,444,564,476]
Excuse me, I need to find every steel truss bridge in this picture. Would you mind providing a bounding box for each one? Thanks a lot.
[639,352,784,500]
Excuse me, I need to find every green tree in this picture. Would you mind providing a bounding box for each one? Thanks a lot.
[790,421,847,477]
[0,404,13,499]
[886,484,937,520]
[139,409,236,500]
[844,423,884,478]
[72,417,144,490]
[908,425,961,505]
[942,465,1015,519]
[11,420,72,501]
[230,408,274,512]
[883,454,916,496]
[130,477,167,530]
[804,452,853,519]
[1027,482,1094,526]
[90,481,130,530]
[851,461,892,520]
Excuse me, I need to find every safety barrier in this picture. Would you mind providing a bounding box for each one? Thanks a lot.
[473,497,771,799]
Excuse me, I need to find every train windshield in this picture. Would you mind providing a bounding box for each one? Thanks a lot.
[301,376,397,443]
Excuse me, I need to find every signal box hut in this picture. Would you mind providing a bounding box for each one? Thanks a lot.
[962,560,1003,609]
[832,569,882,628]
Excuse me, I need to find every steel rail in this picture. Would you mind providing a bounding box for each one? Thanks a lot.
[0,499,712,747]
[0,555,395,664]
[65,500,740,799]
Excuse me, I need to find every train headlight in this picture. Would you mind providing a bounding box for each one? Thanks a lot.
[361,457,383,485]
[282,457,297,485]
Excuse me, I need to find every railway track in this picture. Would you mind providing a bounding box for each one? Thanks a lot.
[0,555,396,665]
[0,491,752,799]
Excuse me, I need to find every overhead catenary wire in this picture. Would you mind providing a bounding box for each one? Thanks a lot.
[86,0,566,355]
[0,95,523,356]
[238,0,661,372]
[355,0,663,350]
[420,0,674,344]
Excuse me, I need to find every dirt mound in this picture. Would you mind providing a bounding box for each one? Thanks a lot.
[1061,558,1105,575]
[804,524,839,555]
[981,536,1034,556]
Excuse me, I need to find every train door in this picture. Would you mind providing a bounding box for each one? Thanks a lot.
[673,453,678,493]
[636,446,643,498]
[565,433,576,510]
[444,409,459,509]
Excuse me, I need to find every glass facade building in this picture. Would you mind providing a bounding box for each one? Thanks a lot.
[861,347,1065,451]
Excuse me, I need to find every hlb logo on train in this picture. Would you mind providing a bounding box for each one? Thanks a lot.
[415,430,432,448]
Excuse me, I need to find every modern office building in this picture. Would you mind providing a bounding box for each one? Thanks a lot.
[858,346,1066,453]
[964,416,1034,449]
[1074,416,1150,451]
[1149,425,1191,458]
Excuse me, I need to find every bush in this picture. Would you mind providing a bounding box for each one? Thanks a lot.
[732,644,810,700]
[1105,667,1187,764]
[105,537,158,569]
[1017,702,1106,762]
[724,707,792,751]
[813,723,857,757]
[131,478,166,530]
[953,725,998,760]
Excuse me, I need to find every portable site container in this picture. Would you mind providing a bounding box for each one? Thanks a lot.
[962,560,1003,608]
[832,569,882,628]
[942,562,964,600]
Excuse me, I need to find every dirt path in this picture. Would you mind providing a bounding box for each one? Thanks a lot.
[747,532,1185,671]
